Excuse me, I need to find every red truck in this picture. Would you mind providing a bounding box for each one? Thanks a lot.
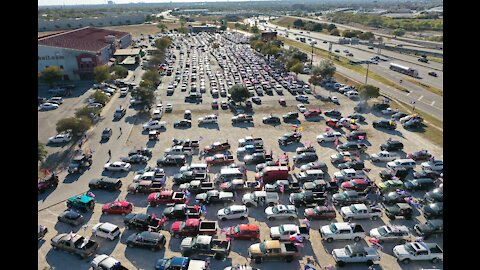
[147,190,189,207]
[255,166,290,184]
[205,153,235,166]
[170,219,218,238]
[204,141,231,154]
[225,224,260,241]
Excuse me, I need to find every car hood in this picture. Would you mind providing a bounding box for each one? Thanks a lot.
[332,248,348,258]
[332,193,342,200]
[333,172,344,178]
[127,233,137,242]
[171,221,182,232]
[369,229,381,238]
[393,245,409,257]
[205,157,214,162]
[164,148,172,152]
[320,225,332,235]
[304,208,314,216]
[147,193,157,201]
[270,227,281,237]
[264,207,274,215]
[163,207,174,215]
[196,193,207,200]
[341,206,353,215]
[217,209,226,216]
[248,243,262,255]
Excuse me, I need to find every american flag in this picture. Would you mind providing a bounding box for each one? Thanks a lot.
[279,184,285,193]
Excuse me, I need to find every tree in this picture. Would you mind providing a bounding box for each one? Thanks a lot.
[94,65,111,83]
[359,31,374,40]
[313,23,323,32]
[327,23,337,31]
[38,141,48,162]
[145,15,152,22]
[330,29,340,36]
[290,62,304,78]
[56,117,92,135]
[40,66,63,87]
[342,30,357,38]
[155,37,172,50]
[308,74,322,93]
[358,84,380,100]
[228,84,250,104]
[293,19,305,28]
[250,26,259,33]
[131,87,155,108]
[111,65,128,78]
[212,43,220,49]
[90,90,109,105]
[392,28,405,37]
[75,106,101,120]
[139,80,154,89]
[157,23,167,32]
[234,22,240,30]
[142,70,160,84]
[313,60,336,79]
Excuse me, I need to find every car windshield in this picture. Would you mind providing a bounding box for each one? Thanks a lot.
[404,243,415,254]
[344,246,352,256]
[329,224,337,233]
[251,193,257,200]
[350,205,357,213]
[378,227,388,236]
[234,225,240,234]
[259,242,267,253]
[180,222,186,230]
[279,225,285,234]
[272,207,279,214]
[224,208,231,215]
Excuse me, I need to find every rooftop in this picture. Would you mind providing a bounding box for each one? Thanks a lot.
[38,27,129,52]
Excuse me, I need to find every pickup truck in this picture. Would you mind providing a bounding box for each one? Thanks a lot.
[155,257,208,270]
[332,245,380,267]
[180,180,215,193]
[340,203,383,221]
[181,235,231,260]
[333,169,368,183]
[204,141,231,154]
[170,219,218,238]
[124,213,163,232]
[232,114,254,123]
[370,151,400,162]
[270,224,310,241]
[133,171,166,183]
[172,138,200,149]
[248,240,300,263]
[50,233,98,258]
[147,190,189,207]
[393,241,443,264]
[173,171,208,185]
[206,153,235,166]
[67,153,93,174]
[238,136,264,147]
[289,191,325,207]
[163,204,202,220]
[198,115,218,124]
[332,190,368,206]
[128,180,164,194]
[164,145,193,156]
[91,254,128,270]
[242,191,280,207]
[320,222,366,243]
[195,190,235,205]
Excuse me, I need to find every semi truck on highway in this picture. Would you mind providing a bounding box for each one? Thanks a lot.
[389,63,419,77]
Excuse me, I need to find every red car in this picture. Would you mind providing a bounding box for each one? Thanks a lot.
[204,141,231,154]
[212,100,219,110]
[304,109,321,118]
[102,201,133,215]
[205,153,235,165]
[304,206,336,220]
[344,123,359,131]
[225,224,260,241]
[340,179,370,192]
[407,150,432,161]
[326,119,341,129]
[147,190,188,207]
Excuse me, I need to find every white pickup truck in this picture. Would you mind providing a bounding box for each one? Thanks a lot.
[370,151,400,162]
[333,169,367,183]
[198,115,218,124]
[332,244,380,267]
[270,224,310,241]
[164,145,193,156]
[242,191,279,207]
[320,222,366,243]
[340,204,383,221]
[393,241,443,264]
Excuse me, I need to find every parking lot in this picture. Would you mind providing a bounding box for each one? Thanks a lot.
[39,32,443,270]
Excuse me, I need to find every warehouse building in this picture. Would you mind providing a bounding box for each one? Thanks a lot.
[38,27,132,80]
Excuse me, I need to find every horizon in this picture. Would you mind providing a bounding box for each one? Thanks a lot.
[39,0,271,7]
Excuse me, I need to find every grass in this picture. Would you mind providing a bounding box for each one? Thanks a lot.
[383,98,443,147]
[101,22,180,38]
[427,56,443,63]
[404,77,443,96]
[278,37,409,92]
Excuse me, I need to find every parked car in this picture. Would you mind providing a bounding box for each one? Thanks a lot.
[422,202,443,219]
[421,160,443,171]
[92,222,121,240]
[126,231,167,251]
[404,178,436,191]
[414,219,443,239]
[225,224,260,241]
[58,210,84,226]
[407,150,432,161]
[373,120,397,130]
[304,206,336,220]
[217,205,249,221]
[104,161,131,172]
[380,140,404,151]
[88,177,122,191]
[265,204,298,221]
[262,115,281,124]
[102,201,133,215]
[50,233,98,258]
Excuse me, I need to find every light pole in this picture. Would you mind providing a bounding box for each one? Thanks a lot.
[365,62,370,85]
[310,41,317,66]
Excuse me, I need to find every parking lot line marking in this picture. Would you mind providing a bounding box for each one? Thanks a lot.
[418,95,423,101]
[431,101,435,106]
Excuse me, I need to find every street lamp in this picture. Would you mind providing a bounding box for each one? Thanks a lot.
[310,41,317,66]
[365,62,370,85]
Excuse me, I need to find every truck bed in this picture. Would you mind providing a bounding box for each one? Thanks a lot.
[283,243,299,253]
[352,224,365,233]
[199,221,218,231]
[211,239,230,251]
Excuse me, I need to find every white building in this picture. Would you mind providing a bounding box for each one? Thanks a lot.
[38,27,131,80]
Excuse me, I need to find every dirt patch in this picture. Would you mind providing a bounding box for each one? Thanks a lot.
[102,22,181,38]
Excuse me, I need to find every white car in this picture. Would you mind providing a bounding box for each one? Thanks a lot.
[297,104,307,113]
[386,159,416,170]
[91,254,123,270]
[48,132,72,144]
[104,161,131,172]
[317,132,342,143]
[421,160,443,171]
[217,205,248,221]
[48,97,64,104]
[345,91,359,99]
[295,95,309,102]
[198,115,218,124]
[270,224,309,241]
[142,120,166,131]
[165,103,173,112]
[370,151,400,162]
[265,204,298,221]
[330,96,339,104]
[39,102,59,110]
[92,222,121,240]
[382,108,398,115]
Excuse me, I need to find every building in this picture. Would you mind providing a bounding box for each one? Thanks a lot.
[189,25,219,33]
[172,9,209,16]
[38,27,132,80]
[114,48,141,68]
[261,31,277,41]
[38,14,146,32]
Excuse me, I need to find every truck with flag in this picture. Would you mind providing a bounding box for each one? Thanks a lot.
[332,244,380,267]
[248,240,300,263]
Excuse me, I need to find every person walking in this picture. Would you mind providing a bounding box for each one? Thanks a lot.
[119,127,122,134]
[108,149,112,160]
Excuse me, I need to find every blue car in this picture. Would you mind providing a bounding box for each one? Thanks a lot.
[155,257,206,270]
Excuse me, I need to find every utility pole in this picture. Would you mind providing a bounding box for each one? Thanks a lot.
[365,62,370,85]
[310,41,317,66]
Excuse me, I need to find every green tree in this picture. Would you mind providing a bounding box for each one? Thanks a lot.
[212,43,220,49]
[145,15,152,22]
[293,19,305,28]
[327,23,337,31]
[359,31,374,40]
[139,80,154,89]
[155,37,172,50]
[40,66,63,87]
[392,28,406,37]
[313,23,323,32]
[131,87,155,108]
[250,26,259,33]
[38,141,48,162]
[308,74,322,93]
[111,65,128,78]
[142,70,160,84]
[290,62,304,78]
[90,90,109,105]
[75,106,101,120]
[157,23,167,32]
[56,117,92,135]
[330,28,340,36]
[358,84,380,100]
[342,30,357,38]
[228,84,251,104]
[94,65,111,83]
[313,60,336,79]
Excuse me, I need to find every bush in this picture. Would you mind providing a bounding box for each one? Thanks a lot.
[358,84,380,100]
[111,65,128,78]
[40,66,63,87]
[94,65,111,83]
[228,84,251,104]
[330,29,340,36]
[75,106,101,120]
[56,117,92,135]
[38,141,48,162]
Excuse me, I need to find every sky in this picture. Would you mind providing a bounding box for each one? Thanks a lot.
[38,0,254,6]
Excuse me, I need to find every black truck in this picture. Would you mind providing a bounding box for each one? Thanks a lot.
[68,153,93,174]
[123,213,163,232]
[180,235,231,260]
[163,204,202,220]
[289,191,325,207]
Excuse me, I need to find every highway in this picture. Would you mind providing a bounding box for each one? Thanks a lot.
[256,21,444,92]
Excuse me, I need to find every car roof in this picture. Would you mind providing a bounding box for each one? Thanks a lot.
[98,222,118,232]
[228,205,247,211]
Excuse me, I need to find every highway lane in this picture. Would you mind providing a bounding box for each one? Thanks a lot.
[260,22,444,90]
